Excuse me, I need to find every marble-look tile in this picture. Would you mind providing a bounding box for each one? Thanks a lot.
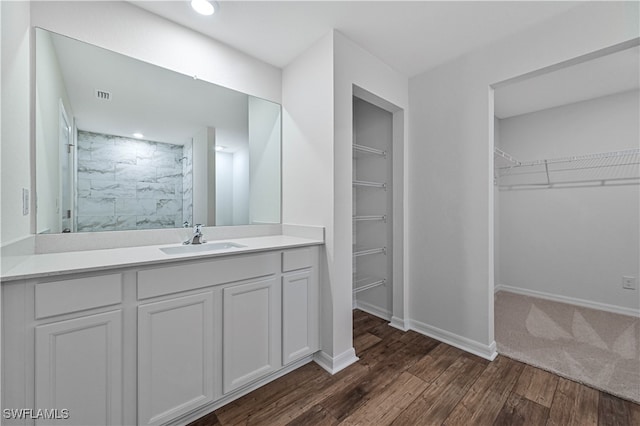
[115,215,137,231]
[115,198,156,216]
[115,163,157,183]
[90,181,136,198]
[76,215,116,232]
[136,182,175,199]
[77,179,91,197]
[78,159,115,181]
[77,140,92,161]
[92,141,136,164]
[157,167,182,180]
[78,198,115,216]
[136,215,176,229]
[156,199,182,216]
[152,151,182,168]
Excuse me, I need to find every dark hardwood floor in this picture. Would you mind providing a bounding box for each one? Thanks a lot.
[189,310,640,426]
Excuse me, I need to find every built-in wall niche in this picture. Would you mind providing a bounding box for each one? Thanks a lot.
[35,28,281,234]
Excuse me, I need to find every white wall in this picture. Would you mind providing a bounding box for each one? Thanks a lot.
[283,32,336,358]
[215,152,233,226]
[1,1,31,245]
[283,29,408,368]
[192,127,215,226]
[232,147,250,225]
[35,29,74,234]
[30,1,281,103]
[248,97,281,224]
[409,1,639,355]
[498,90,640,312]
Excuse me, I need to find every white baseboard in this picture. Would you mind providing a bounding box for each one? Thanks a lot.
[389,316,409,331]
[409,319,498,361]
[354,299,392,321]
[314,347,359,375]
[495,284,640,318]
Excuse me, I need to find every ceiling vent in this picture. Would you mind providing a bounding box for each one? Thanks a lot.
[95,89,112,101]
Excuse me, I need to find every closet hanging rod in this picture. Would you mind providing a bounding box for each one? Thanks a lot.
[353,180,387,189]
[353,247,387,257]
[353,278,386,294]
[353,215,387,222]
[353,144,387,157]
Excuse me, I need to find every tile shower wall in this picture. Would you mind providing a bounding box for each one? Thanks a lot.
[76,130,192,232]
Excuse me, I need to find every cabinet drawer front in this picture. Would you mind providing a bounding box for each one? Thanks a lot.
[282,248,313,272]
[137,252,278,299]
[35,273,123,319]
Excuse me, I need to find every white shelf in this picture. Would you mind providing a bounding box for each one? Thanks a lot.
[495,148,640,188]
[353,143,386,157]
[353,180,387,190]
[353,247,386,257]
[353,277,386,294]
[353,215,387,222]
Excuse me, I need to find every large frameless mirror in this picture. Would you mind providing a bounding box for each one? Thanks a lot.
[35,28,281,233]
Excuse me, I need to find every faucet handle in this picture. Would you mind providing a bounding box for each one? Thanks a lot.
[194,224,203,234]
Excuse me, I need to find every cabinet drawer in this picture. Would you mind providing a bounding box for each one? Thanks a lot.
[35,273,123,319]
[137,252,279,299]
[282,248,312,272]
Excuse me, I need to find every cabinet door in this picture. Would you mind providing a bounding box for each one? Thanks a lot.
[35,310,122,426]
[222,277,280,393]
[282,269,319,365]
[138,292,214,426]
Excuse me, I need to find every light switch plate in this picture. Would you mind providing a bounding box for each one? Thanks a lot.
[622,276,637,290]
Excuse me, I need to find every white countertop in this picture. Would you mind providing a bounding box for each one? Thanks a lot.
[1,235,323,282]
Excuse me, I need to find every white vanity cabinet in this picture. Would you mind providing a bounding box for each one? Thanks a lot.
[281,248,319,365]
[137,292,215,426]
[35,310,123,426]
[1,245,320,426]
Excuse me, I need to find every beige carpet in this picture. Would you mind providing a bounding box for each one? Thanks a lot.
[495,291,640,403]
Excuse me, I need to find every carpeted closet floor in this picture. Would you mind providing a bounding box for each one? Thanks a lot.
[495,291,640,403]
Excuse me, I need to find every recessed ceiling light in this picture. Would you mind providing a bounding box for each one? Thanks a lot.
[133,132,144,139]
[191,0,217,16]
[215,146,225,151]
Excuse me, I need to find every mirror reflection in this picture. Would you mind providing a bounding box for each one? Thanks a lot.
[35,28,281,234]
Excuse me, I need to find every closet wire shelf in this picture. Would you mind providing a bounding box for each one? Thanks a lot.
[353,215,387,222]
[494,148,640,188]
[353,143,387,157]
[353,180,387,190]
[353,247,387,257]
[353,277,386,294]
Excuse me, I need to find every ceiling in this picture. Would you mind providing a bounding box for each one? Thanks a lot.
[495,45,640,119]
[132,1,581,77]
[48,29,260,151]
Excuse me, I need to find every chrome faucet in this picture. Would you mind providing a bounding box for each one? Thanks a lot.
[189,224,206,245]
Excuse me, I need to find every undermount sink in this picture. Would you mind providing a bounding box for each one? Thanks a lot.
[160,242,247,255]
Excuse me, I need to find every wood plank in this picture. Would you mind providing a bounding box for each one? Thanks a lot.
[285,404,338,426]
[408,343,464,383]
[493,393,548,426]
[340,372,428,426]
[547,378,599,426]
[245,362,370,426]
[513,364,559,408]
[188,411,222,426]
[597,392,637,426]
[353,332,382,355]
[391,356,486,426]
[321,342,428,421]
[444,356,525,425]
[215,363,327,425]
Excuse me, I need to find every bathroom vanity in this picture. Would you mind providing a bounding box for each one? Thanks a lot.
[2,235,322,425]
